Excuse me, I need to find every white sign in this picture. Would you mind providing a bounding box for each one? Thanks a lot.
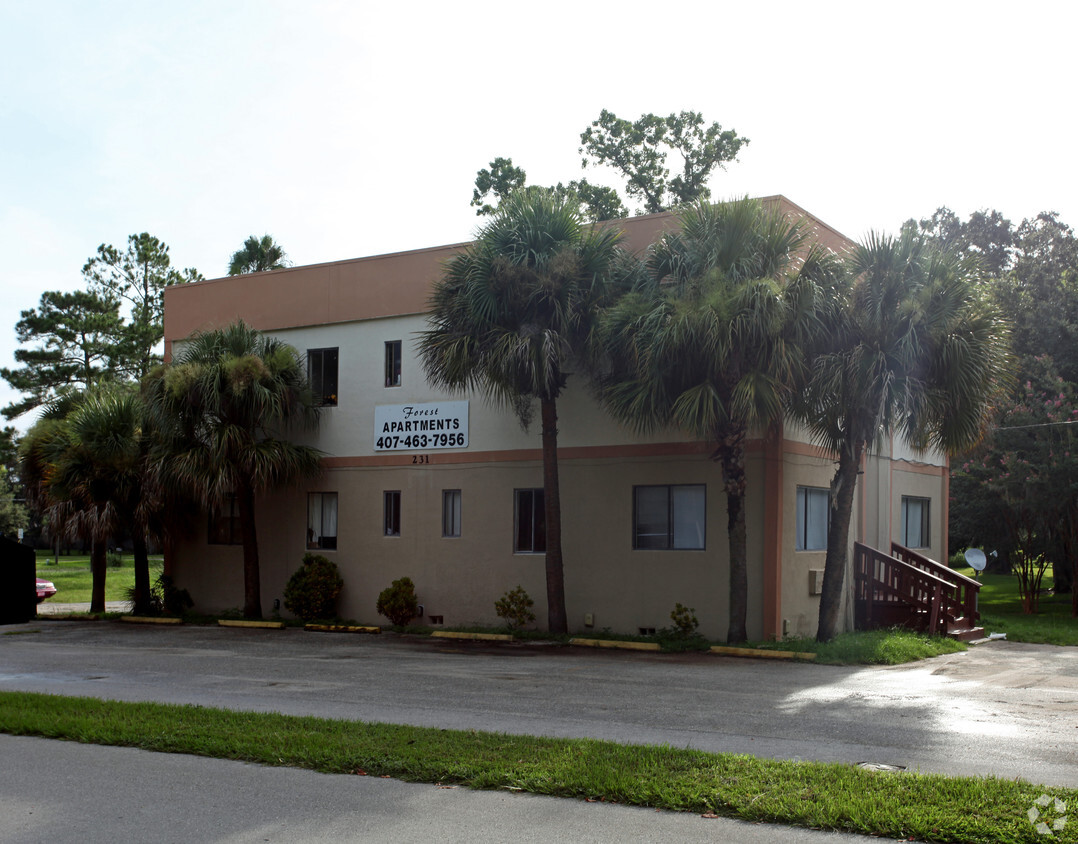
[374,401,469,451]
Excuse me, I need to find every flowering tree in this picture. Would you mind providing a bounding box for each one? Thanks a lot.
[951,358,1078,614]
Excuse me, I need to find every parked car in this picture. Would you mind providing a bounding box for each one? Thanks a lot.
[35,578,57,603]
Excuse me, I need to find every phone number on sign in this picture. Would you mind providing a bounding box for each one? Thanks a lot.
[376,432,465,450]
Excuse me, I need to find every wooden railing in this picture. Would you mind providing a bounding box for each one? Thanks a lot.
[853,542,955,635]
[890,543,980,626]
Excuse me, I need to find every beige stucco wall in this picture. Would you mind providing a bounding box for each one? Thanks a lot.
[171,450,767,640]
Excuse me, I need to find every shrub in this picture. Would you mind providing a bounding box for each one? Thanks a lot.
[376,576,417,626]
[668,602,699,638]
[495,586,535,630]
[284,553,344,621]
[106,552,124,569]
[124,574,193,617]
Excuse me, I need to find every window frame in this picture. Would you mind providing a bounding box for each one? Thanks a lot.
[901,495,931,549]
[795,486,830,552]
[384,490,401,537]
[442,489,462,538]
[513,488,546,554]
[307,347,339,407]
[307,491,338,550]
[384,340,402,388]
[631,484,706,551]
[207,493,241,546]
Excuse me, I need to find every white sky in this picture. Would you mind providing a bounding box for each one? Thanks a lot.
[2,0,1076,427]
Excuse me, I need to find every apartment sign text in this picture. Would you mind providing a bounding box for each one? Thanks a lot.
[374,401,469,451]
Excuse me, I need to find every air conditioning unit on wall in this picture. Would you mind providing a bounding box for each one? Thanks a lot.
[809,569,825,596]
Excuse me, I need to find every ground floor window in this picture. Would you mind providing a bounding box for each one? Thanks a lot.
[307,492,338,550]
[796,486,830,551]
[633,485,705,550]
[442,489,461,538]
[514,488,545,553]
[208,493,241,545]
[901,496,930,548]
[384,490,401,536]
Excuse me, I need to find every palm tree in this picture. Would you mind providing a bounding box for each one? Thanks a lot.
[145,321,322,618]
[598,199,840,643]
[228,235,290,276]
[418,190,625,634]
[796,231,1011,641]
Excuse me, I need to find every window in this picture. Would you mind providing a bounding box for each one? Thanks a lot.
[796,486,830,551]
[901,496,931,548]
[308,348,339,407]
[208,494,241,545]
[307,492,338,550]
[442,489,461,538]
[514,488,546,553]
[384,490,401,536]
[385,340,401,387]
[633,485,705,550]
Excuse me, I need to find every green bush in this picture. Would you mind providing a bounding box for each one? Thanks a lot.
[376,576,417,626]
[284,553,344,621]
[494,586,535,630]
[106,552,124,569]
[668,603,699,637]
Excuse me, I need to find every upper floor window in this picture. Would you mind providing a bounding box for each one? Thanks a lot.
[901,496,930,549]
[796,486,830,551]
[307,492,338,550]
[308,347,339,407]
[385,340,402,387]
[633,484,705,550]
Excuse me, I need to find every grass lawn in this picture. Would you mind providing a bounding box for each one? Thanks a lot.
[950,566,1078,647]
[35,551,157,604]
[0,691,1071,844]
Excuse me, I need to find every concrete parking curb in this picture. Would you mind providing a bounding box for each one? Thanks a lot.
[304,624,381,634]
[217,619,286,630]
[570,637,661,651]
[710,646,817,661]
[432,631,513,642]
[121,616,183,625]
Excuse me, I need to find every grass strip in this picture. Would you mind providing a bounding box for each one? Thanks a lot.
[0,692,1073,843]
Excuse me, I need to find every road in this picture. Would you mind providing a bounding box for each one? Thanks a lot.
[1,620,1076,788]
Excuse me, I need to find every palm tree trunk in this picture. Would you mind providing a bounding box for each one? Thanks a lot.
[715,429,748,644]
[90,538,107,613]
[236,480,262,619]
[816,440,864,642]
[132,533,152,615]
[540,396,568,634]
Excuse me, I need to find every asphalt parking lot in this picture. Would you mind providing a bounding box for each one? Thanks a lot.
[2,619,1076,788]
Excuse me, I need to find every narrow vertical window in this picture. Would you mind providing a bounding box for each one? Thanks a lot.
[384,490,401,536]
[208,493,241,545]
[795,487,830,551]
[308,348,339,407]
[442,489,462,537]
[385,340,402,387]
[901,496,930,548]
[307,492,338,550]
[514,488,546,553]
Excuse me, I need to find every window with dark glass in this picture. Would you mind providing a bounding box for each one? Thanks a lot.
[901,496,931,548]
[514,488,545,553]
[208,494,241,545]
[384,490,401,536]
[442,489,461,538]
[307,492,338,550]
[385,340,402,387]
[632,485,705,550]
[795,486,830,551]
[308,347,339,406]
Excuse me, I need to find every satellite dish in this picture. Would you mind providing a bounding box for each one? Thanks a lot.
[964,548,987,572]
